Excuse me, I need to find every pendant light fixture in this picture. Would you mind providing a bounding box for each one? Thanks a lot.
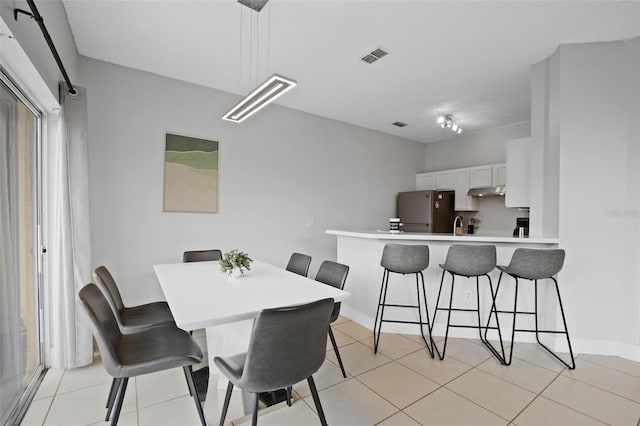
[222,0,297,123]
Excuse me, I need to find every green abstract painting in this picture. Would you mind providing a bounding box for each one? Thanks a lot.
[163,133,218,213]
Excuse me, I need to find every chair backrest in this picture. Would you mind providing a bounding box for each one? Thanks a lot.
[381,244,429,274]
[505,248,565,280]
[315,260,349,290]
[240,298,334,393]
[77,283,123,377]
[442,245,496,277]
[94,265,125,312]
[183,249,223,263]
[286,253,312,277]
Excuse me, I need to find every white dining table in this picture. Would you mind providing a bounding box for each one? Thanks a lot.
[153,259,350,422]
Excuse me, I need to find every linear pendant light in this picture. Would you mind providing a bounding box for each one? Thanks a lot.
[222,74,297,123]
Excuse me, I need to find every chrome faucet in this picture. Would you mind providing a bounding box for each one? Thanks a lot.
[453,216,463,235]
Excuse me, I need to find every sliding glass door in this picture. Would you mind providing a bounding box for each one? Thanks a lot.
[0,71,44,424]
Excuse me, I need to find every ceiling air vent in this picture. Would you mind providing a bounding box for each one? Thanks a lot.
[361,47,389,64]
[392,121,407,127]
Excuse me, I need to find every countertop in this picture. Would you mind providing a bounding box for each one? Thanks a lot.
[326,229,559,244]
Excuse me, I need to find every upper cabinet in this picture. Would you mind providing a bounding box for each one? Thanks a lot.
[435,171,456,190]
[506,137,531,207]
[416,162,506,212]
[469,166,493,188]
[416,173,435,191]
[455,169,479,211]
[469,164,506,188]
[493,164,507,186]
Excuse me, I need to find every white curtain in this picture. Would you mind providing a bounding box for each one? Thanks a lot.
[48,86,92,368]
[0,83,21,418]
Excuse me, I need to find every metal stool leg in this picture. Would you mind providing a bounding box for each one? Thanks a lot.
[534,278,576,369]
[433,271,455,360]
[373,269,390,354]
[416,271,434,357]
[481,273,507,364]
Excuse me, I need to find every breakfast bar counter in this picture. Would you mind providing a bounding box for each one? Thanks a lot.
[327,229,561,341]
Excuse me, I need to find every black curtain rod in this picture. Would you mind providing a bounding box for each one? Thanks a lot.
[15,0,77,95]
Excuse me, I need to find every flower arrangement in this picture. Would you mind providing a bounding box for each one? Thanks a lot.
[220,249,253,276]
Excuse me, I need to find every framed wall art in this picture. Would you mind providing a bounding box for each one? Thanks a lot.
[163,133,218,213]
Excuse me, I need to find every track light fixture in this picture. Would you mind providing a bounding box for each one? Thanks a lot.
[437,115,462,134]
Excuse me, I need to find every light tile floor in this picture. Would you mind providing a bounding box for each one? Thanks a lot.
[21,317,640,426]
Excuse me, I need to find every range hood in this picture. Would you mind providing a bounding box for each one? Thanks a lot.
[467,185,506,197]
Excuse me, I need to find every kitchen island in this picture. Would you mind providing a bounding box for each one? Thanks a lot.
[327,229,562,343]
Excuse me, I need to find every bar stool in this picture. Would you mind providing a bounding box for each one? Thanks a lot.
[484,248,575,369]
[373,244,433,357]
[431,245,504,361]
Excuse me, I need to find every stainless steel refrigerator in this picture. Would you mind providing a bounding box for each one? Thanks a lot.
[397,190,455,233]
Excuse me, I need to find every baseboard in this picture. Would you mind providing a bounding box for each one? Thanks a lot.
[340,306,640,362]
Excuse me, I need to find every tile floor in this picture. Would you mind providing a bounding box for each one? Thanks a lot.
[20,316,640,426]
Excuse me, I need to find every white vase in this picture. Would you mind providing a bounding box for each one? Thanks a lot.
[227,267,242,280]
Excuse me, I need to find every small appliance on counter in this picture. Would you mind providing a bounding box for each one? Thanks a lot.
[513,217,529,237]
[397,190,455,233]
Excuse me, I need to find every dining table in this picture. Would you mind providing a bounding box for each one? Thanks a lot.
[153,259,350,423]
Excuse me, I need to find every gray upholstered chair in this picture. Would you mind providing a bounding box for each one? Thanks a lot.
[94,266,179,412]
[484,248,575,369]
[183,249,223,263]
[215,298,334,426]
[94,265,174,333]
[315,260,350,378]
[285,252,312,277]
[78,284,206,426]
[431,245,503,361]
[373,244,433,357]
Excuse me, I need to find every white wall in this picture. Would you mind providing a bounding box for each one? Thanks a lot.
[79,57,426,305]
[423,121,530,171]
[530,37,640,359]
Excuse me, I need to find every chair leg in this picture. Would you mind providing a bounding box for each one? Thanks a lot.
[286,385,292,407]
[251,392,259,426]
[106,377,117,409]
[184,366,207,426]
[110,377,128,426]
[328,327,347,378]
[105,377,120,421]
[416,271,434,358]
[183,366,193,397]
[373,269,389,353]
[307,376,327,426]
[219,381,234,426]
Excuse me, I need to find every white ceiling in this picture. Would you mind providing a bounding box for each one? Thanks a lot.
[62,0,640,143]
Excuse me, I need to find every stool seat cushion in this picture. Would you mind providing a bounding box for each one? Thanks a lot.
[499,248,565,280]
[440,245,496,277]
[381,244,429,274]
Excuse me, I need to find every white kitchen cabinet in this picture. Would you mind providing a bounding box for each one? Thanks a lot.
[469,166,493,188]
[455,169,479,211]
[435,171,456,190]
[416,173,435,190]
[493,164,507,186]
[506,138,530,207]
